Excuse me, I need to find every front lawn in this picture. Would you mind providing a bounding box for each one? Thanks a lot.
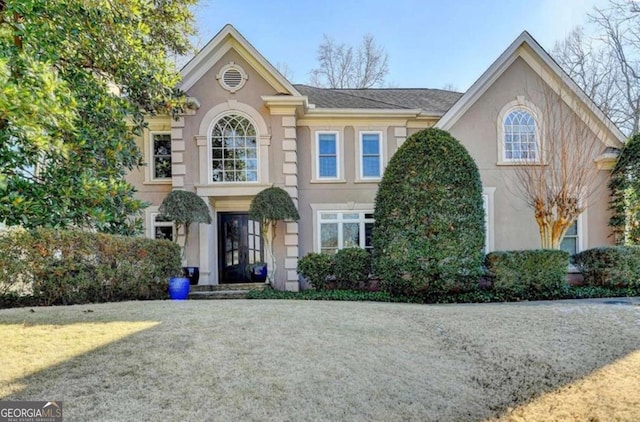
[1,300,639,421]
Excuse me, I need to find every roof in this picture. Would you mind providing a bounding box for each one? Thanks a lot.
[294,84,463,115]
[435,31,626,147]
[180,24,301,96]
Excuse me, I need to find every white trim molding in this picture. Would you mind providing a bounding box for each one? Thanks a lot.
[482,187,496,253]
[435,31,625,149]
[180,24,301,96]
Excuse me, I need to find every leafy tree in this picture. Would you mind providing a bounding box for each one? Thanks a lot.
[158,190,212,263]
[248,186,300,284]
[309,34,389,89]
[0,0,196,233]
[609,133,640,244]
[373,128,485,296]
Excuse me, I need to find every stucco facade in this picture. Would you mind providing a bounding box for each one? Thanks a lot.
[126,25,625,290]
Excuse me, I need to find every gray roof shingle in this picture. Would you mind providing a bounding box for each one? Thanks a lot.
[294,84,463,115]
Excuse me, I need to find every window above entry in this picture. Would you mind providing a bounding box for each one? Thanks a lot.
[211,114,258,183]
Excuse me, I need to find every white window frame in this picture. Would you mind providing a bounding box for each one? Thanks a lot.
[561,212,586,256]
[209,112,260,184]
[357,131,384,181]
[314,131,341,181]
[497,97,543,165]
[317,211,374,254]
[145,206,175,241]
[149,131,172,182]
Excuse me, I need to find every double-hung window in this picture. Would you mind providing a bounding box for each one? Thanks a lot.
[152,213,174,241]
[151,133,172,180]
[316,132,339,179]
[360,132,382,179]
[318,211,374,254]
[560,220,579,256]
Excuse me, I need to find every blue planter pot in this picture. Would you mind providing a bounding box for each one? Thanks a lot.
[250,264,268,282]
[169,276,190,300]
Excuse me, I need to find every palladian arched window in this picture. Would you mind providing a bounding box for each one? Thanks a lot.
[211,114,258,182]
[503,109,538,161]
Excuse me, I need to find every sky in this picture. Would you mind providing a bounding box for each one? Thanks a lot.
[191,0,609,91]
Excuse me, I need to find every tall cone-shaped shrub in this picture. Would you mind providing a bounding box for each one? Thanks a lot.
[372,128,485,296]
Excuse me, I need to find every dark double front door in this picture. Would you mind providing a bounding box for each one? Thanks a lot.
[218,213,264,283]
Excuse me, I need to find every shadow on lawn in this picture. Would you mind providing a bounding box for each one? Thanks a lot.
[0,300,639,421]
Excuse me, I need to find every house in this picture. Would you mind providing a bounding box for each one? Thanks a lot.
[125,24,625,291]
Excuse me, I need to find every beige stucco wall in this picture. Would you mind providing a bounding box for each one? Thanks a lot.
[125,116,173,239]
[447,57,615,250]
[127,39,618,290]
[180,48,292,287]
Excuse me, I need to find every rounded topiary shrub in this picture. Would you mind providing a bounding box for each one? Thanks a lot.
[334,247,371,290]
[373,127,485,296]
[297,253,334,290]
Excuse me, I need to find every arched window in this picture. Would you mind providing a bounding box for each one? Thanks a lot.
[503,109,538,161]
[211,114,258,182]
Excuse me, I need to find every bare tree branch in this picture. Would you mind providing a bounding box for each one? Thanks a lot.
[309,34,389,89]
[553,1,640,136]
[511,83,606,249]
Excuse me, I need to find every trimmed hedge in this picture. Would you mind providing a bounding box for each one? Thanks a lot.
[334,248,371,290]
[248,285,640,304]
[574,246,640,288]
[373,128,485,296]
[0,227,181,307]
[298,249,373,291]
[485,250,569,294]
[297,253,334,290]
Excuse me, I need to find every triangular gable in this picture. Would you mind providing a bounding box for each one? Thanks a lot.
[436,31,626,147]
[180,24,301,96]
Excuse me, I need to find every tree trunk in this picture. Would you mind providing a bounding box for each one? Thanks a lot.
[536,215,572,250]
[182,223,189,266]
[262,221,277,285]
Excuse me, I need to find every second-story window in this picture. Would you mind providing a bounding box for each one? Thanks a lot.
[211,114,258,182]
[151,133,172,180]
[360,132,382,179]
[317,132,339,179]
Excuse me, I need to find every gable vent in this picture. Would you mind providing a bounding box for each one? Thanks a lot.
[223,69,242,88]
[217,62,248,93]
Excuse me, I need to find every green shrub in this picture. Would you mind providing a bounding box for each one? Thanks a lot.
[0,227,181,307]
[247,284,640,304]
[373,127,485,296]
[485,250,569,294]
[297,253,334,290]
[334,248,371,290]
[573,246,640,288]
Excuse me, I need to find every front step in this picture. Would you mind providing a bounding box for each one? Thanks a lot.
[188,282,267,299]
[191,283,267,292]
[189,290,250,300]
